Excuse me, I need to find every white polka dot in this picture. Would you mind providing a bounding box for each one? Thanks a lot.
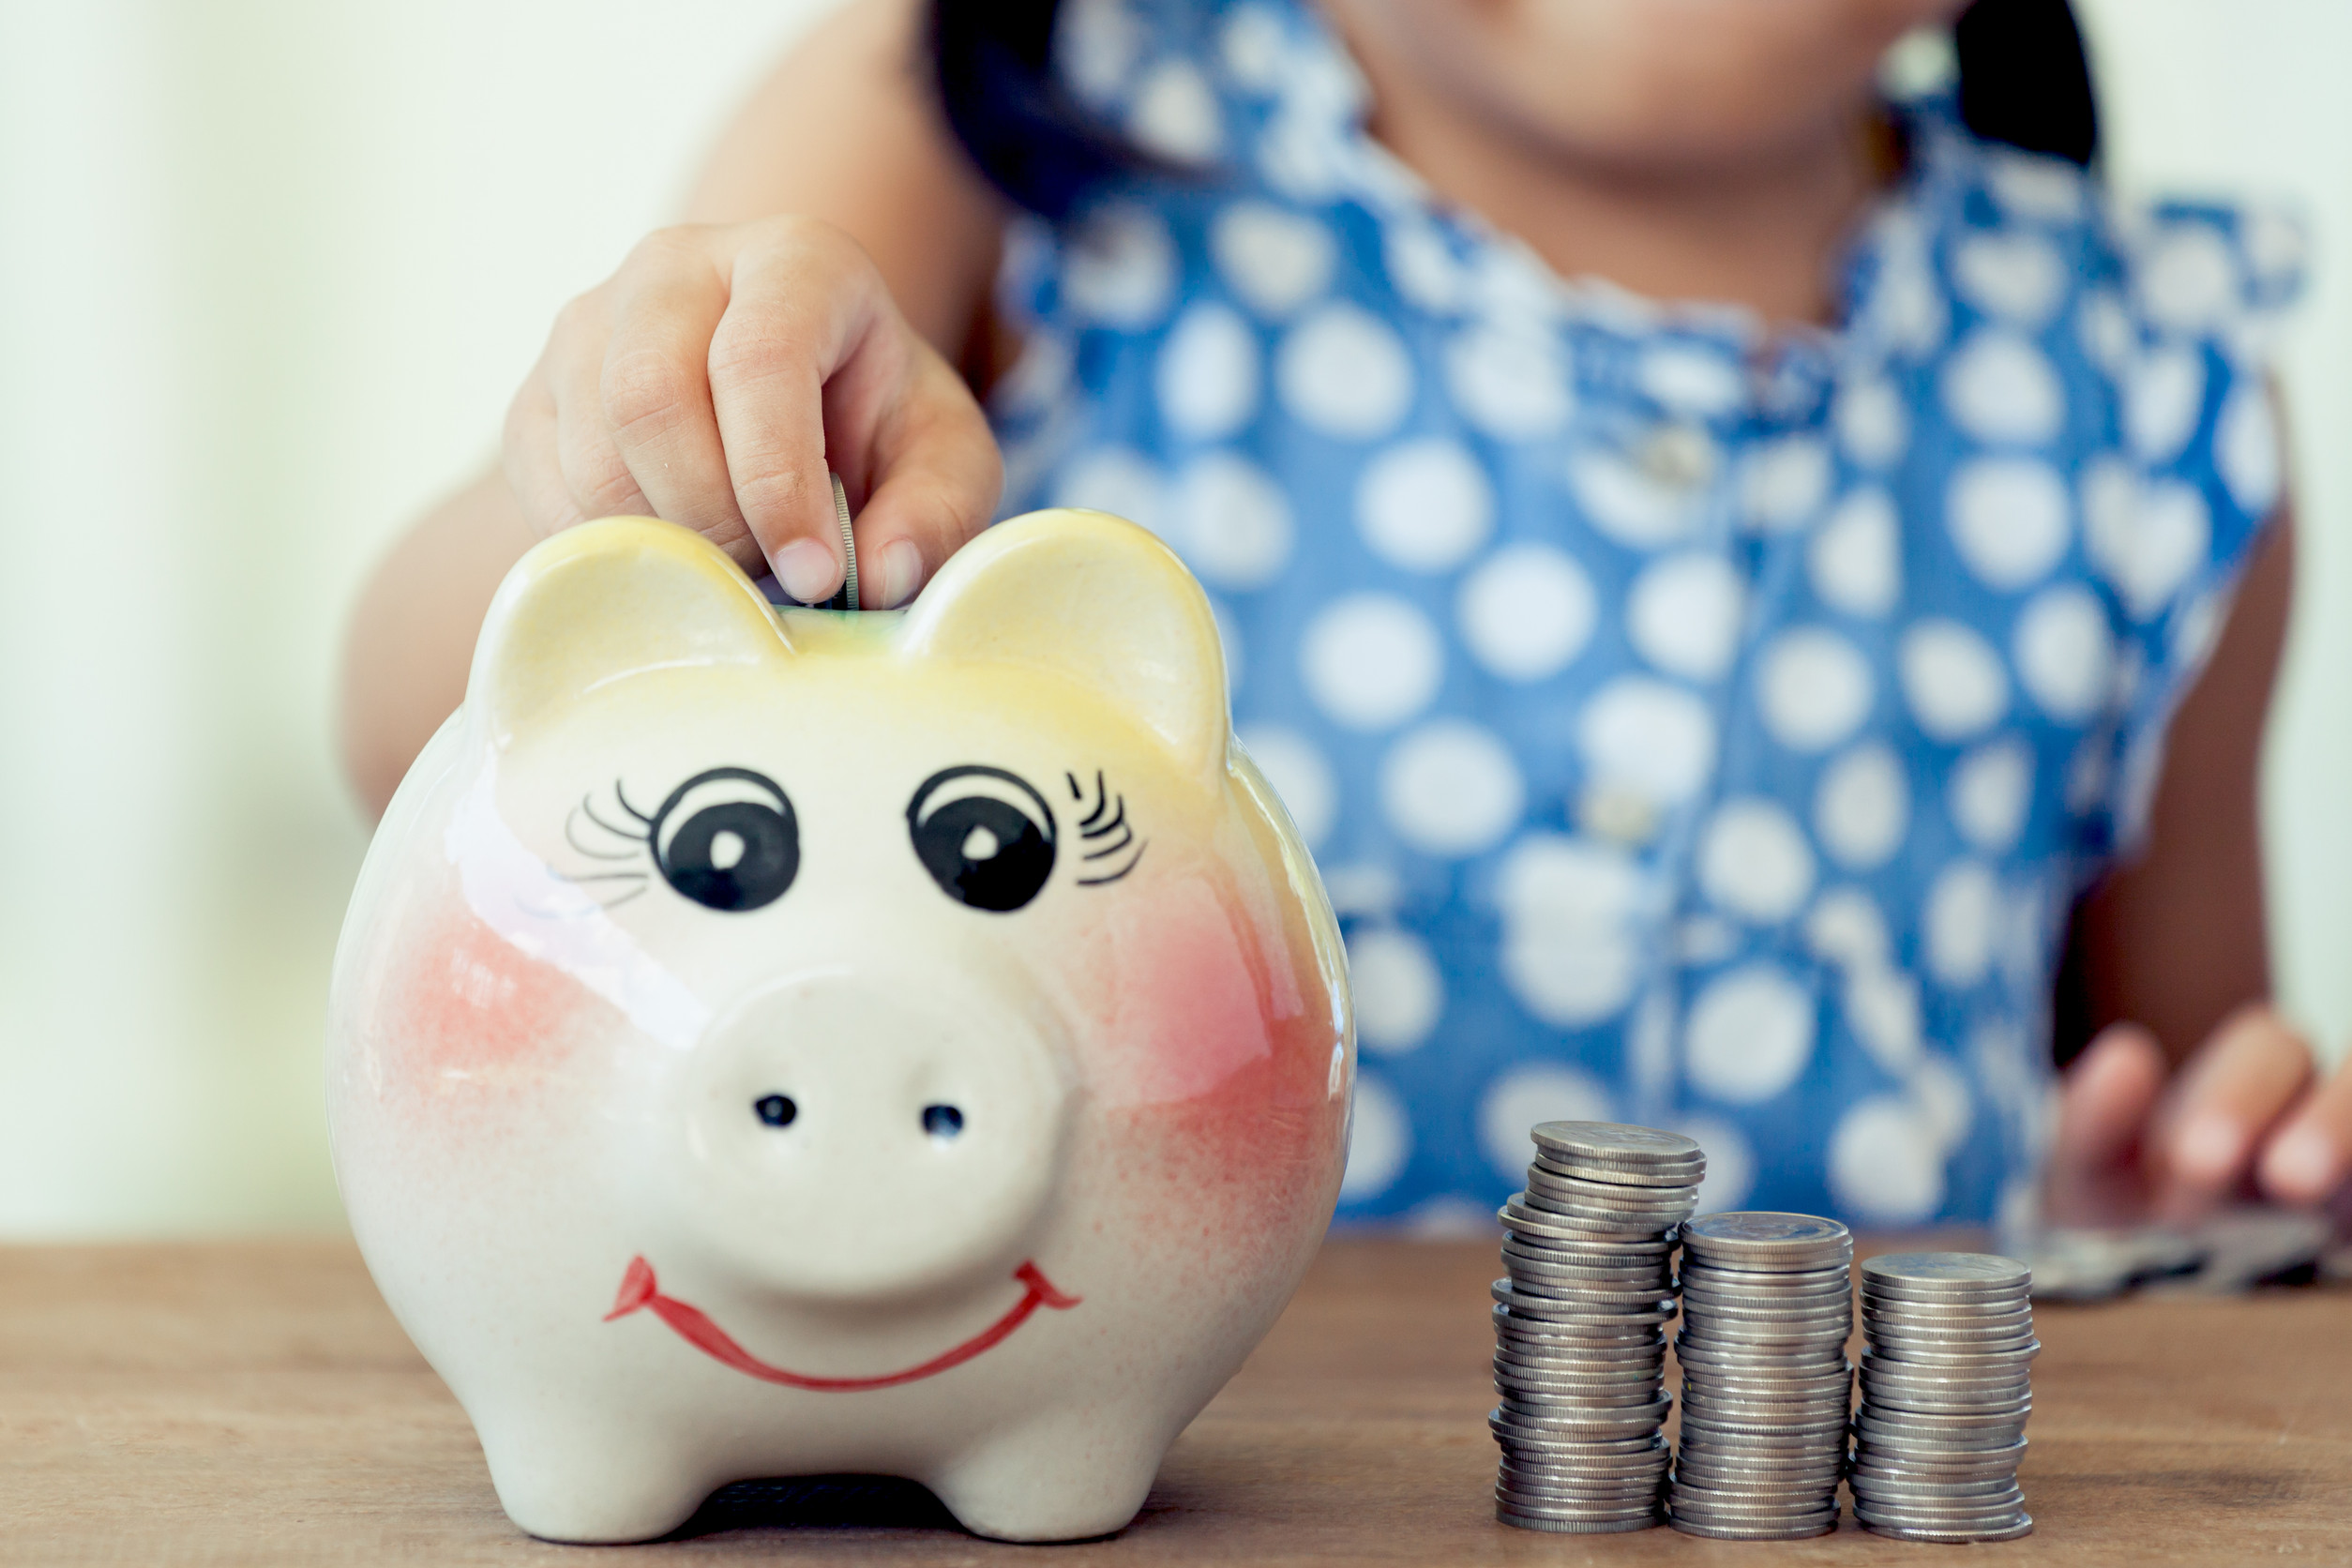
[1383,221,1464,313]
[1639,345,1744,418]
[1815,744,1910,869]
[1829,1096,1945,1223]
[1127,58,1223,163]
[2217,384,2284,518]
[1756,627,1875,753]
[1952,231,2068,327]
[1686,964,1817,1104]
[1456,543,1596,682]
[1577,679,1716,803]
[2136,222,2240,336]
[1676,916,1741,966]
[1052,445,1165,533]
[1444,324,1571,441]
[1667,1115,1756,1214]
[1171,451,1291,590]
[1941,331,2064,445]
[1357,438,1493,572]
[1467,248,1560,327]
[1947,457,2071,592]
[2064,732,2111,817]
[1899,620,2009,740]
[2124,346,2205,465]
[1348,926,1443,1056]
[1063,204,1176,328]
[1805,886,1890,968]
[1479,1064,1611,1183]
[1949,738,2033,852]
[1741,436,1832,531]
[1495,834,1645,1026]
[1340,1073,1410,1200]
[2118,480,2211,620]
[1698,798,1816,924]
[1380,719,1525,857]
[1925,861,2000,987]
[1627,553,1743,682]
[1155,302,1259,440]
[1909,1053,1975,1153]
[2013,585,2114,721]
[1300,594,1442,730]
[1845,966,1923,1077]
[1984,151,2084,221]
[1211,200,1334,318]
[1057,0,1140,105]
[2077,288,2134,371]
[1810,487,1902,617]
[1218,4,1287,88]
[1236,722,1335,848]
[1865,234,1947,357]
[1565,447,1700,550]
[993,330,1073,415]
[1274,304,1413,440]
[1834,376,1910,470]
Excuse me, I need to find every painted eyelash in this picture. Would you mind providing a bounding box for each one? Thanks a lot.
[558,781,655,909]
[1067,770,1146,887]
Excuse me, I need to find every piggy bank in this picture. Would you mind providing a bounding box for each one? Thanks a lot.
[326,510,1352,1543]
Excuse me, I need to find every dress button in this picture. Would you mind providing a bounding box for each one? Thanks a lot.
[1577,784,1661,848]
[1635,423,1718,493]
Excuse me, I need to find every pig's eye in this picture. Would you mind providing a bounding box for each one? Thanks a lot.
[651,768,799,912]
[907,765,1056,912]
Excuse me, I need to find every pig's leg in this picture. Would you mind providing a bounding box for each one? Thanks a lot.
[925,1408,1165,1542]
[474,1409,714,1544]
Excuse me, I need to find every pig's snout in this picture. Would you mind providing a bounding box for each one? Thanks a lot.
[660,972,1071,1303]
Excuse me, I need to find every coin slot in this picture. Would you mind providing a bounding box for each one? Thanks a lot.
[753,1093,798,1128]
[922,1104,965,1138]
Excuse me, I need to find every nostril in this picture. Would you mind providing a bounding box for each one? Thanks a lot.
[753,1093,797,1128]
[922,1104,964,1138]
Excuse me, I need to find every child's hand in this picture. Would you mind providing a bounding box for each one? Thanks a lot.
[2046,1004,2352,1226]
[502,216,1003,608]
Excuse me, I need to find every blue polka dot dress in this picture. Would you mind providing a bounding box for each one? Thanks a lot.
[979,0,2303,1229]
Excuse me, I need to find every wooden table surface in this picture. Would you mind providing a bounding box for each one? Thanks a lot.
[4,1237,2347,1566]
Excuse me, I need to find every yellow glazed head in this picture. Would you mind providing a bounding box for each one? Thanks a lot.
[326,509,1352,1544]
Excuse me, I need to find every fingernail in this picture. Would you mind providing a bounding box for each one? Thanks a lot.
[2263,1123,2340,1199]
[774,538,838,605]
[2173,1110,2245,1184]
[876,538,923,609]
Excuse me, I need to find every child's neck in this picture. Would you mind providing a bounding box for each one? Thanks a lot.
[1339,41,1891,332]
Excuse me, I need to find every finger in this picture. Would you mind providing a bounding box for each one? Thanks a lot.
[502,373,589,537]
[2257,1050,2352,1206]
[2050,1023,2167,1181]
[835,347,1002,609]
[545,288,656,525]
[2154,1004,2313,1210]
[599,229,759,572]
[707,221,874,603]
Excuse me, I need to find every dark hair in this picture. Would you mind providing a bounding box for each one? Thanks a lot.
[930,0,2101,216]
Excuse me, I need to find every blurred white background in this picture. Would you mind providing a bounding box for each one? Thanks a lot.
[1,1,2346,1235]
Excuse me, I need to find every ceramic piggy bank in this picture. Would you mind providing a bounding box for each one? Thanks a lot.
[326,509,1352,1544]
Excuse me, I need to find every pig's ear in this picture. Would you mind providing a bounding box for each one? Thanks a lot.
[471,516,788,742]
[897,509,1229,777]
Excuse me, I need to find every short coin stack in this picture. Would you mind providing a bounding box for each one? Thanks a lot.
[1489,1123,1704,1533]
[1850,1253,2035,1542]
[1668,1214,1855,1540]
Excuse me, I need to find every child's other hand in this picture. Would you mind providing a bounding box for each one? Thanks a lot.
[2047,1004,2352,1226]
[503,216,1002,609]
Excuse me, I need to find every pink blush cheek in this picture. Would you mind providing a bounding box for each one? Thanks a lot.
[1081,873,1275,1112]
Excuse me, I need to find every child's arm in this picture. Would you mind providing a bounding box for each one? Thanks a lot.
[2047,513,2352,1217]
[339,0,1007,816]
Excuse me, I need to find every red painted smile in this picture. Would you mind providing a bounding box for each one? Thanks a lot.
[603,1256,1080,1391]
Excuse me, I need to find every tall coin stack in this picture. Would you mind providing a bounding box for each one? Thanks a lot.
[1849,1253,2035,1542]
[1489,1123,1704,1534]
[1667,1214,1855,1540]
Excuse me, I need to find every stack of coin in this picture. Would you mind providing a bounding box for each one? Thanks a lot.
[1490,1123,1704,1533]
[1667,1214,1855,1540]
[1850,1253,2035,1542]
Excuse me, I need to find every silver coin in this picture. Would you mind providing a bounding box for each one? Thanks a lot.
[1496,1484,1665,1512]
[1681,1260,1852,1289]
[1503,1251,1672,1283]
[1849,1439,2028,1473]
[1669,1515,1837,1540]
[1864,1309,2036,1336]
[1864,1337,2040,1367]
[1681,1302,1854,1329]
[825,472,859,611]
[1673,1462,1845,1489]
[1855,1499,2028,1527]
[1497,1356,1663,1383]
[1505,1226,1672,1258]
[1501,1203,1679,1244]
[1495,1280,1680,1313]
[1492,1409,1672,1442]
[1500,1446,1670,1474]
[1852,1425,2028,1455]
[1666,1497,1840,1524]
[1495,1433,1668,1460]
[1530,1121,1703,1165]
[1849,1475,2021,1500]
[1862,1251,2030,1291]
[1679,1280,1852,1309]
[1497,1506,1664,1533]
[1498,1475,1666,1501]
[1858,1515,2032,1544]
[1672,1343,1849,1372]
[1524,1168,1699,1206]
[1681,1212,1852,1258]
[1858,1351,2031,1385]
[1854,1400,2032,1430]
[1533,1158,1705,1193]
[1503,1389,1675,1417]
[1681,1379,1853,1406]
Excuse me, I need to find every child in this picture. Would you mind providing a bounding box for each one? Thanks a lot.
[342,0,2351,1233]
